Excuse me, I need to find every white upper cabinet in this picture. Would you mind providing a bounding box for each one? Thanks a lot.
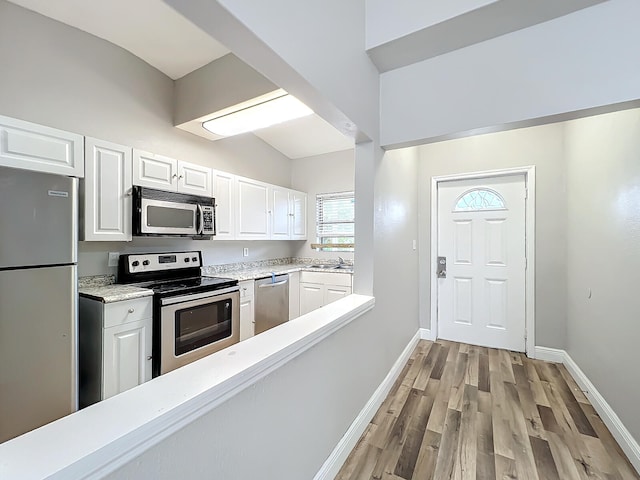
[133,149,212,196]
[82,137,132,241]
[0,114,84,177]
[133,150,178,190]
[290,190,307,240]
[236,176,270,240]
[270,186,291,240]
[212,170,236,240]
[269,187,307,240]
[177,161,212,197]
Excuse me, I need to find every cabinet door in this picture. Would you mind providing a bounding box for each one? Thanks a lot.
[102,318,152,400]
[236,176,269,239]
[0,114,84,177]
[288,271,300,320]
[83,138,132,241]
[299,282,324,315]
[133,149,178,190]
[239,280,255,341]
[239,298,255,341]
[212,170,236,240]
[178,161,212,196]
[325,285,352,305]
[290,190,307,240]
[270,186,291,240]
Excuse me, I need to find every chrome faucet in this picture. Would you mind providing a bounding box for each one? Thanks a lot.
[338,256,345,265]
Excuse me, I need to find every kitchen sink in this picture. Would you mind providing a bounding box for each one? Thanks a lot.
[309,264,352,270]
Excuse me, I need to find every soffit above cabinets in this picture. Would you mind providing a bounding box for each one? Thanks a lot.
[6,0,229,79]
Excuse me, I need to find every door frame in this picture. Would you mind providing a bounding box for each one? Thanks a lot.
[430,166,536,355]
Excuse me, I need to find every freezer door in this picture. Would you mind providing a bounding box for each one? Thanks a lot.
[0,265,77,443]
[0,166,77,268]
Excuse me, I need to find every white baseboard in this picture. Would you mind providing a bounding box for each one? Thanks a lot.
[534,346,640,474]
[419,328,436,340]
[313,330,421,480]
[533,346,565,363]
[562,352,640,474]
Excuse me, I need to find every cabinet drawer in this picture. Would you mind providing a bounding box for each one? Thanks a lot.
[104,297,153,328]
[299,271,352,287]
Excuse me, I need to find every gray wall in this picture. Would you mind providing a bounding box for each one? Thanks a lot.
[0,0,296,275]
[418,123,568,348]
[565,108,640,442]
[290,149,355,261]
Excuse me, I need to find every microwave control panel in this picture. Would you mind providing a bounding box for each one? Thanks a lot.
[201,205,214,233]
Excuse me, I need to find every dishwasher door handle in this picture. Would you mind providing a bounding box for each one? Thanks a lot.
[258,280,288,288]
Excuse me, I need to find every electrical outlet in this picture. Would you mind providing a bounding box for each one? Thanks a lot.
[243,247,249,257]
[108,252,120,267]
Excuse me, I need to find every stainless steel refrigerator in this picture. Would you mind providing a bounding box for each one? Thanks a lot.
[0,165,78,443]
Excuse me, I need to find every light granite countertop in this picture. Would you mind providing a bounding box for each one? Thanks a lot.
[78,260,353,302]
[201,263,353,282]
[79,284,154,303]
[78,274,154,303]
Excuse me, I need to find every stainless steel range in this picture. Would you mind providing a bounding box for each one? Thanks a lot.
[118,251,239,376]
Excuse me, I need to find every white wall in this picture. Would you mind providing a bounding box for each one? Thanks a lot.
[290,149,355,261]
[418,123,568,348]
[0,0,296,275]
[380,0,640,148]
[565,108,640,442]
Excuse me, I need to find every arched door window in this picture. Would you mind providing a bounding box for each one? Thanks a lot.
[453,188,506,211]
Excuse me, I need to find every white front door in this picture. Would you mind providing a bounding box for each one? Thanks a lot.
[437,174,527,351]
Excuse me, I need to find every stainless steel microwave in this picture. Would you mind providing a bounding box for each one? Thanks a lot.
[132,186,215,238]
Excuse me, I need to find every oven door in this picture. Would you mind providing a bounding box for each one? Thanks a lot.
[140,197,198,236]
[159,287,240,375]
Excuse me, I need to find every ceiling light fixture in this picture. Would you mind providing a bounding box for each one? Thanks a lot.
[202,93,313,137]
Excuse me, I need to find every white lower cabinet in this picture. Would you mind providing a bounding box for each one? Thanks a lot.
[79,296,153,407]
[299,282,324,315]
[298,272,352,316]
[325,285,352,304]
[103,318,152,400]
[239,280,255,341]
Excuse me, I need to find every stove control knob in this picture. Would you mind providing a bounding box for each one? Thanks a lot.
[185,258,190,262]
[192,257,198,262]
[132,261,140,267]
[143,260,150,266]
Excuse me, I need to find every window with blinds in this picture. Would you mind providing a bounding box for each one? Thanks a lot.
[315,191,355,251]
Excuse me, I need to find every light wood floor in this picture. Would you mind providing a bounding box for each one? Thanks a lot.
[336,339,639,480]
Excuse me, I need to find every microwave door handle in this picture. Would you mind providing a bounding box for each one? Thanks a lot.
[196,204,204,235]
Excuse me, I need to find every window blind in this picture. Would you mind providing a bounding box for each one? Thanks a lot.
[315,191,354,251]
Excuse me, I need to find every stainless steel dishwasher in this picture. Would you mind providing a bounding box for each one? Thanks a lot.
[254,274,290,334]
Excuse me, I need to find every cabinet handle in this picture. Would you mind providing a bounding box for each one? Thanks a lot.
[179,175,184,179]
[172,174,178,179]
[147,355,152,361]
[128,308,135,313]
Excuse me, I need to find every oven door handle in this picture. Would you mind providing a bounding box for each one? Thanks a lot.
[196,204,204,235]
[160,286,239,306]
